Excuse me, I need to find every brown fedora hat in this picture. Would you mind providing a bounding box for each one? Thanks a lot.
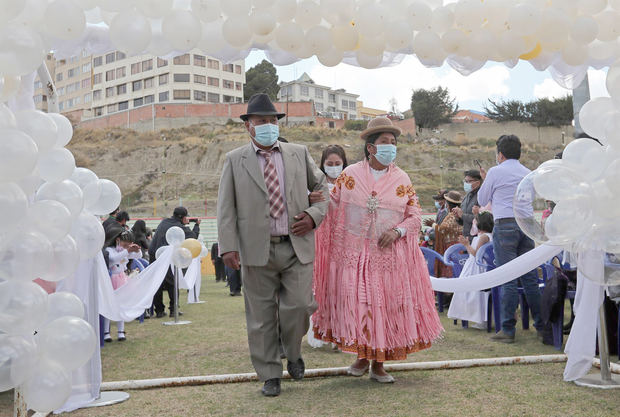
[444,190,463,204]
[360,117,402,140]
[240,93,285,121]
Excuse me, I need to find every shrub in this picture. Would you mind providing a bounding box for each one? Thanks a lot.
[344,120,368,131]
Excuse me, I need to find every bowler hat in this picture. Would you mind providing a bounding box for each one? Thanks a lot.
[444,191,463,204]
[360,117,402,140]
[240,93,285,121]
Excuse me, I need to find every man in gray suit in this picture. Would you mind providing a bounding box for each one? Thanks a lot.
[217,94,328,397]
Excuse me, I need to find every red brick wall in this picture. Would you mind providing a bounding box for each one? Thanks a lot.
[393,118,416,135]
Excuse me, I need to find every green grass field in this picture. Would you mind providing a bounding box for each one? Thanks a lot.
[1,275,618,417]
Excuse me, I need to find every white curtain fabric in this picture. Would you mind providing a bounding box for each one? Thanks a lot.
[186,258,203,304]
[54,258,102,414]
[98,246,174,322]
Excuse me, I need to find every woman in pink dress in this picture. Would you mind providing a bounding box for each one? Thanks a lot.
[313,117,443,383]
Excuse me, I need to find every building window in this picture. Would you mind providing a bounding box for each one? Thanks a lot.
[208,92,219,103]
[315,89,323,99]
[131,63,140,75]
[93,56,103,67]
[117,83,127,95]
[58,102,64,111]
[235,82,242,91]
[223,63,234,72]
[194,74,206,84]
[34,80,42,89]
[57,87,64,96]
[105,70,115,82]
[116,51,126,60]
[70,55,78,63]
[84,93,91,103]
[118,101,128,111]
[75,96,81,105]
[194,90,206,101]
[173,89,191,100]
[67,83,76,94]
[159,91,169,102]
[159,73,169,85]
[33,94,43,103]
[82,63,91,73]
[134,97,144,107]
[315,102,323,111]
[81,78,91,89]
[69,67,79,78]
[174,73,190,82]
[94,106,103,116]
[329,93,336,103]
[341,99,348,108]
[132,80,142,91]
[82,49,88,58]
[348,100,356,109]
[144,77,154,88]
[93,90,102,101]
[144,94,154,104]
[116,67,126,78]
[235,65,242,74]
[106,87,115,98]
[223,79,234,89]
[208,77,219,87]
[142,59,153,72]
[194,54,206,67]
[173,54,190,65]
[107,103,117,113]
[301,86,309,96]
[157,58,168,67]
[223,95,235,103]
[56,72,63,82]
[105,52,115,64]
[208,59,219,69]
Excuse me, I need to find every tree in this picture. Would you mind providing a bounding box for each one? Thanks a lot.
[244,60,279,102]
[484,96,573,127]
[411,87,458,129]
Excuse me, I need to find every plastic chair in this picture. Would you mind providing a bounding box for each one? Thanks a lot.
[420,247,451,313]
[475,242,500,333]
[443,243,470,327]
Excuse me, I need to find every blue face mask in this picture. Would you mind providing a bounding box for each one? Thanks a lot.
[252,123,279,147]
[424,235,429,241]
[463,182,472,193]
[373,144,397,166]
[435,201,442,210]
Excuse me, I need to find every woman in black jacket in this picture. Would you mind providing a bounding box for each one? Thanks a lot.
[131,220,150,261]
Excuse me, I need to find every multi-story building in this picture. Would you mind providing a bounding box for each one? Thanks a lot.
[277,73,359,120]
[34,49,245,119]
[356,100,388,120]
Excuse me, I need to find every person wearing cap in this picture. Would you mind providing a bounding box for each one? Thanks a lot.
[434,190,464,279]
[312,117,443,384]
[217,93,328,397]
[477,134,542,343]
[148,207,201,318]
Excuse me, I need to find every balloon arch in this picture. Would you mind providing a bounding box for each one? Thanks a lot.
[2,0,620,413]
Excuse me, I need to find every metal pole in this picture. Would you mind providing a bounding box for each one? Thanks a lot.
[163,265,191,326]
[36,62,58,113]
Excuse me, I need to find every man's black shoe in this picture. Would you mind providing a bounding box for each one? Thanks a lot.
[155,311,165,318]
[261,378,280,397]
[287,358,305,381]
[169,310,184,316]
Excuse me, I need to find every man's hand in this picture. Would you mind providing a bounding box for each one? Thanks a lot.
[480,166,487,180]
[195,219,201,225]
[291,212,315,237]
[222,251,240,270]
[378,229,400,249]
[452,207,463,218]
[472,205,480,215]
[309,191,325,204]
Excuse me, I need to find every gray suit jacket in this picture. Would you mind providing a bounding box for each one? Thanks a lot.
[217,141,328,266]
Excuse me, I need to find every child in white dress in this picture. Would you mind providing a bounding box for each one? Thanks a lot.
[448,212,494,329]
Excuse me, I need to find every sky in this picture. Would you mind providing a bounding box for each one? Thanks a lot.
[245,51,609,113]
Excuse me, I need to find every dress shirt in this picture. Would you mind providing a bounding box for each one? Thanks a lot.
[477,159,533,220]
[252,140,289,236]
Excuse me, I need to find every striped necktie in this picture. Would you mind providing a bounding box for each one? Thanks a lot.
[258,149,285,219]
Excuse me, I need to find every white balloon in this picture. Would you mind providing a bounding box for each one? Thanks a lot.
[538,10,569,50]
[274,21,304,53]
[27,200,72,242]
[147,19,175,57]
[579,97,615,143]
[580,0,608,15]
[155,245,168,259]
[70,212,105,260]
[331,24,359,51]
[0,25,46,76]
[570,15,598,45]
[595,11,620,42]
[407,1,433,31]
[0,128,39,183]
[320,0,354,25]
[222,16,252,48]
[562,138,606,180]
[385,20,413,51]
[0,231,54,282]
[413,30,442,61]
[561,42,588,67]
[192,0,220,22]
[430,5,454,34]
[544,200,592,244]
[507,4,540,36]
[305,25,331,56]
[532,161,592,202]
[172,246,193,268]
[99,0,135,12]
[15,169,43,197]
[44,0,86,40]
[0,334,37,392]
[136,0,173,18]
[0,280,48,335]
[36,180,84,217]
[588,40,620,62]
[70,167,99,189]
[15,110,58,153]
[441,29,465,55]
[219,0,251,16]
[38,316,97,371]
[76,0,99,10]
[355,51,383,69]
[454,0,484,31]
[40,235,79,282]
[166,226,186,246]
[294,0,322,29]
[356,3,389,37]
[317,48,343,67]
[47,113,73,148]
[254,0,276,8]
[274,0,297,21]
[37,148,76,183]
[22,359,72,413]
[162,10,202,51]
[0,183,28,236]
[86,179,121,216]
[250,10,276,36]
[359,34,385,57]
[109,8,152,55]
[0,0,26,25]
[197,21,227,55]
[0,76,21,103]
[45,292,85,323]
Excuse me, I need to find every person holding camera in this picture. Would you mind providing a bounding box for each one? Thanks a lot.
[149,207,201,318]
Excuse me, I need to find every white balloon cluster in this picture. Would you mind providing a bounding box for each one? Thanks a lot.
[156,226,208,269]
[0,105,122,412]
[514,58,620,286]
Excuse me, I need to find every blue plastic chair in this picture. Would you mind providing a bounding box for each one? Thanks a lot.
[475,242,499,333]
[443,243,470,327]
[420,247,451,313]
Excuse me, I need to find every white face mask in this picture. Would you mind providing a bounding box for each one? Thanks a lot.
[324,164,343,179]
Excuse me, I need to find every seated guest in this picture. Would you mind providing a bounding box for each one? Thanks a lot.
[434,191,463,277]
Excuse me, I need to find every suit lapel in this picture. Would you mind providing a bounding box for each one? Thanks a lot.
[280,142,297,200]
[241,144,268,195]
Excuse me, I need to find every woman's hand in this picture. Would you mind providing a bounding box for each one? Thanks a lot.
[128,243,141,253]
[457,235,469,246]
[378,229,400,249]
[452,207,463,218]
[309,191,325,204]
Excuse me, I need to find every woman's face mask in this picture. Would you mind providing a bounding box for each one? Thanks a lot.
[324,164,343,179]
[435,201,442,210]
